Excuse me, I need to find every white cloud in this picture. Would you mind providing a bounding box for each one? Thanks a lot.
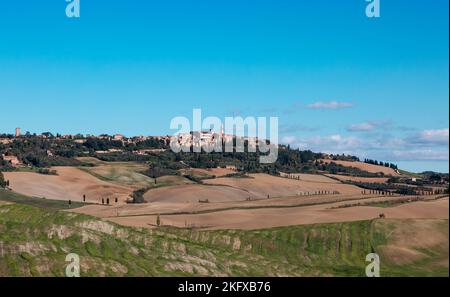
[412,129,449,145]
[280,124,319,133]
[280,128,449,163]
[307,101,353,110]
[310,134,362,150]
[281,135,297,144]
[388,149,449,161]
[281,134,362,152]
[346,120,392,132]
[347,122,375,132]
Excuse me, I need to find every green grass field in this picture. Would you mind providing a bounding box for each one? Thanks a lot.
[0,189,87,210]
[0,201,447,276]
[146,175,194,190]
[79,166,153,187]
[77,157,192,190]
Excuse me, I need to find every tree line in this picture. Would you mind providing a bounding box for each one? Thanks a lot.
[364,158,398,170]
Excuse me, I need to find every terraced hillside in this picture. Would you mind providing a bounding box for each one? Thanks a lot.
[0,201,447,276]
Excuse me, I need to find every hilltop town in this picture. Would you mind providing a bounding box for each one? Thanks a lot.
[0,127,265,161]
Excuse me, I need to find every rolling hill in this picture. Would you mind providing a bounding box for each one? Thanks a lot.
[0,201,447,276]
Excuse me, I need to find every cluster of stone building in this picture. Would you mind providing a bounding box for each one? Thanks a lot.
[174,127,264,152]
[0,127,271,167]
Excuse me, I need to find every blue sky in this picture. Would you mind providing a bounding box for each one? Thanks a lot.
[0,0,448,172]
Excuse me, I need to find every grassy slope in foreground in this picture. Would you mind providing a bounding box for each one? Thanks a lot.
[0,188,86,210]
[0,202,447,276]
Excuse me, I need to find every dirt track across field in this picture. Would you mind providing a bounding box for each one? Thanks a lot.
[325,174,389,183]
[102,197,449,230]
[143,184,251,203]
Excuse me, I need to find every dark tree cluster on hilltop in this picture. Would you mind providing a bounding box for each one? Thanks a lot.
[364,158,398,170]
[1,138,85,168]
[133,139,166,149]
[83,139,123,151]
[328,154,360,162]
